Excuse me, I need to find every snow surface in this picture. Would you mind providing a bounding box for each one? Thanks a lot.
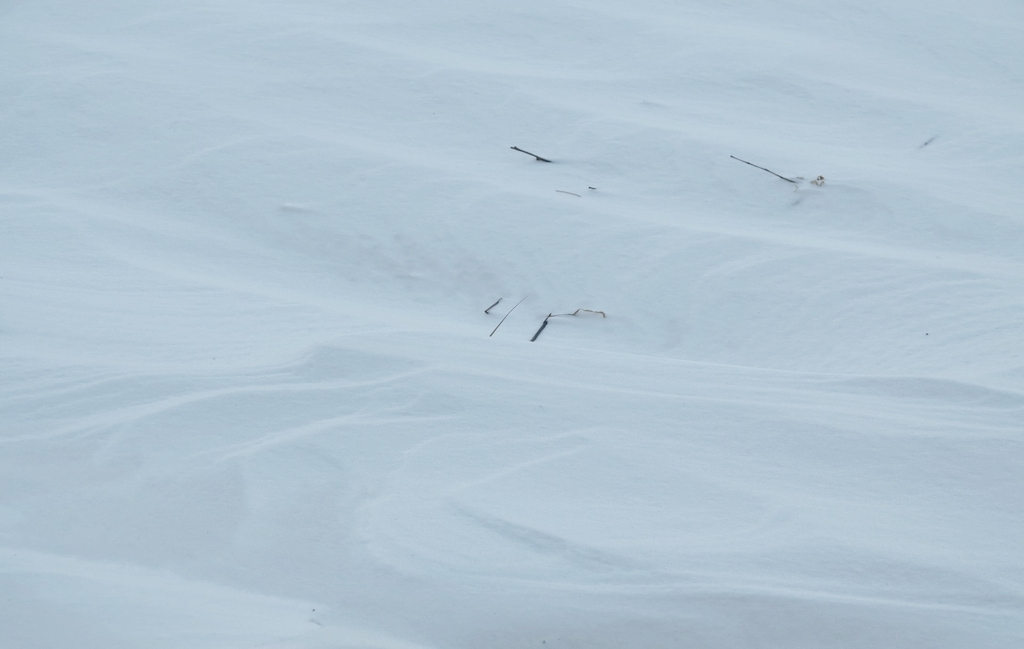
[2,1,1023,647]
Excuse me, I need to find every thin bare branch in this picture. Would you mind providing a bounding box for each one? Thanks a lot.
[730,155,797,183]
[489,296,527,337]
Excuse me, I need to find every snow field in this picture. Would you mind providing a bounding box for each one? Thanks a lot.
[2,1,1023,647]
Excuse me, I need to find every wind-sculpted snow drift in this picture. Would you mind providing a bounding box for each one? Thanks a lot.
[1,1,1023,647]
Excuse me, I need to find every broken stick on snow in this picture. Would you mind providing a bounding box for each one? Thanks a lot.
[530,315,551,342]
[530,308,606,342]
[511,146,552,163]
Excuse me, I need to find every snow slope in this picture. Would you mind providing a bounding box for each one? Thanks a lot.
[2,1,1023,647]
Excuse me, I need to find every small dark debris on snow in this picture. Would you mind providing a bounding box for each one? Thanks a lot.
[530,315,551,342]
[511,146,552,162]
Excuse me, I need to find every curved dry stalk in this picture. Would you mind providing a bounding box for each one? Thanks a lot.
[550,308,606,318]
[489,296,527,337]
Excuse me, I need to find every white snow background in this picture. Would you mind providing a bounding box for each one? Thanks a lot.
[2,1,1023,647]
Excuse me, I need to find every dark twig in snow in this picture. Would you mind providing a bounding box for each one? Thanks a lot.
[730,155,797,183]
[489,296,527,337]
[556,190,581,197]
[530,315,551,342]
[530,308,606,342]
[919,136,937,149]
[484,298,502,314]
[511,146,552,163]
